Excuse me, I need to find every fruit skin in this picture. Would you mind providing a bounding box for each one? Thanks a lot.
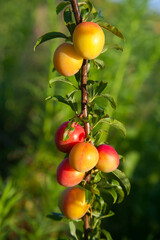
[59,187,90,220]
[56,157,85,187]
[96,144,119,172]
[53,43,83,76]
[55,121,85,153]
[69,142,99,172]
[73,22,105,60]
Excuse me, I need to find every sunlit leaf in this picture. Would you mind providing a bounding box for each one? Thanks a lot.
[99,187,117,204]
[101,44,123,54]
[49,76,76,88]
[93,93,117,110]
[94,117,126,136]
[95,81,108,95]
[112,169,131,195]
[93,171,102,183]
[46,95,78,113]
[92,10,104,23]
[99,22,125,40]
[34,32,68,51]
[85,188,92,204]
[69,222,78,240]
[63,121,75,141]
[92,59,105,70]
[56,1,70,15]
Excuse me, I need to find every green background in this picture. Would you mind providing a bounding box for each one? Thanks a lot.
[0,0,160,239]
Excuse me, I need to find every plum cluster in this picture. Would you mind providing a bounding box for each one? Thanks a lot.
[55,121,119,220]
[53,22,105,76]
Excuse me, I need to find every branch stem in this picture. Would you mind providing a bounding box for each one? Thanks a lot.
[71,1,90,239]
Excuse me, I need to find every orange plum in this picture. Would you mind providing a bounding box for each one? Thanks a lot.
[59,187,90,220]
[69,142,99,172]
[96,144,119,172]
[53,43,83,76]
[73,22,105,60]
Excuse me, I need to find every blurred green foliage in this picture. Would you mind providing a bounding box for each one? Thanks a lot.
[0,0,160,239]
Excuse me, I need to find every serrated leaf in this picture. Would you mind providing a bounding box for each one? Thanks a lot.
[47,95,78,113]
[34,32,68,51]
[112,169,131,195]
[92,10,104,23]
[99,22,125,40]
[93,93,117,109]
[101,230,113,240]
[69,222,78,240]
[81,8,90,20]
[49,76,76,88]
[94,117,126,136]
[56,1,70,15]
[101,44,123,54]
[92,59,105,70]
[64,8,73,24]
[95,81,108,95]
[66,90,78,99]
[66,23,77,35]
[79,0,96,21]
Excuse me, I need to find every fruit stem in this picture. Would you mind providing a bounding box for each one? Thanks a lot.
[71,1,90,239]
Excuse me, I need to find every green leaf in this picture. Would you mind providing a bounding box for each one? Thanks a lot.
[101,44,123,53]
[95,81,108,95]
[49,76,76,88]
[47,212,69,222]
[63,121,75,141]
[79,0,97,21]
[99,188,117,204]
[92,59,105,70]
[46,95,78,113]
[85,188,92,204]
[112,169,131,195]
[93,171,102,183]
[115,185,125,203]
[66,23,76,35]
[94,117,126,136]
[56,1,71,15]
[100,94,117,109]
[69,222,78,240]
[100,210,115,219]
[92,10,104,23]
[34,32,68,51]
[119,154,125,162]
[64,8,73,24]
[101,230,113,240]
[98,22,125,40]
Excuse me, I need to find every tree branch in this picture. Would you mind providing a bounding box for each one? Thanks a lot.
[71,1,90,239]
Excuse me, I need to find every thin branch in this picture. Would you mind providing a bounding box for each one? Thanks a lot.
[71,1,91,239]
